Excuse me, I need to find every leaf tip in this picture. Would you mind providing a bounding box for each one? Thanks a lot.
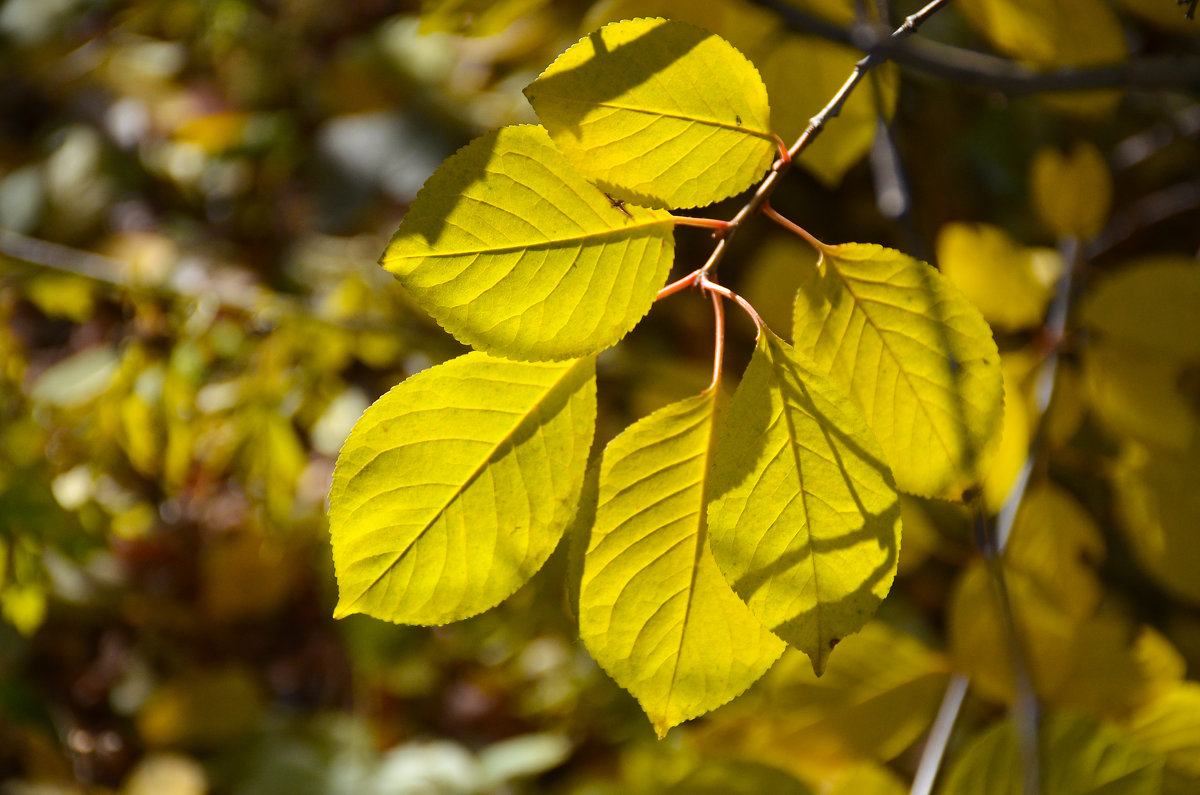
[331,600,358,620]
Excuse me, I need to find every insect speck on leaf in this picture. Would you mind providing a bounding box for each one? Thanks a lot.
[605,192,633,219]
[735,115,742,127]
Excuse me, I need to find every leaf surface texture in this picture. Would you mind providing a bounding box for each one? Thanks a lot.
[382,125,675,360]
[792,242,1003,498]
[329,352,595,624]
[580,391,783,736]
[525,17,774,209]
[707,332,900,674]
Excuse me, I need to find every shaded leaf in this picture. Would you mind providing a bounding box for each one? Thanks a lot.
[707,332,900,674]
[1031,142,1112,240]
[936,223,1061,333]
[580,391,784,736]
[381,125,675,360]
[1113,443,1200,605]
[792,242,1004,498]
[525,18,775,209]
[329,351,596,624]
[941,711,1162,795]
[663,758,813,795]
[1126,682,1200,793]
[695,621,948,778]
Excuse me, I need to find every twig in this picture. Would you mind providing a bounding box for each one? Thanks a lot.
[1085,181,1200,259]
[695,0,951,281]
[909,239,1082,794]
[747,0,1200,94]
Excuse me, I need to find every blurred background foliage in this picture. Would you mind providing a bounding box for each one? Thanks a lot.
[0,0,1198,792]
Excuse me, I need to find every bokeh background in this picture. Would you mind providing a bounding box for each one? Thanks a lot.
[1,1,1198,793]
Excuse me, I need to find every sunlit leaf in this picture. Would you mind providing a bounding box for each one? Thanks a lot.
[580,391,784,736]
[981,354,1035,511]
[707,332,900,675]
[1031,142,1112,240]
[792,242,1004,498]
[941,711,1162,795]
[936,223,1061,332]
[524,17,775,209]
[381,125,675,360]
[329,351,596,624]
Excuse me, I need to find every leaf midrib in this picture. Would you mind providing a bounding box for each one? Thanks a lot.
[823,250,959,472]
[663,393,718,717]
[536,93,774,140]
[770,342,824,651]
[383,216,675,263]
[340,361,585,613]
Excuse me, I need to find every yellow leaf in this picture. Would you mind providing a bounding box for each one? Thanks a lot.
[958,0,1127,116]
[1113,443,1200,605]
[694,622,948,779]
[708,333,901,674]
[981,354,1035,511]
[1031,142,1112,239]
[524,17,775,209]
[580,392,784,736]
[792,242,1004,498]
[1126,682,1200,792]
[936,222,1061,332]
[1079,257,1200,450]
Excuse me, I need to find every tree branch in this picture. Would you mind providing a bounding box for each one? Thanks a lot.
[747,0,1200,94]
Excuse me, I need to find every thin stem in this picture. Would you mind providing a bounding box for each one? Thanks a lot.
[706,289,726,392]
[773,133,792,164]
[671,215,732,232]
[910,674,970,795]
[762,204,829,252]
[688,0,951,282]
[699,274,765,337]
[786,0,952,163]
[656,269,702,301]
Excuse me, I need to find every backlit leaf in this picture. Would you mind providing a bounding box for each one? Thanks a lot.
[329,352,596,624]
[524,18,775,209]
[381,125,675,360]
[580,391,784,736]
[1031,142,1112,240]
[941,712,1162,795]
[707,332,901,675]
[792,242,1004,498]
